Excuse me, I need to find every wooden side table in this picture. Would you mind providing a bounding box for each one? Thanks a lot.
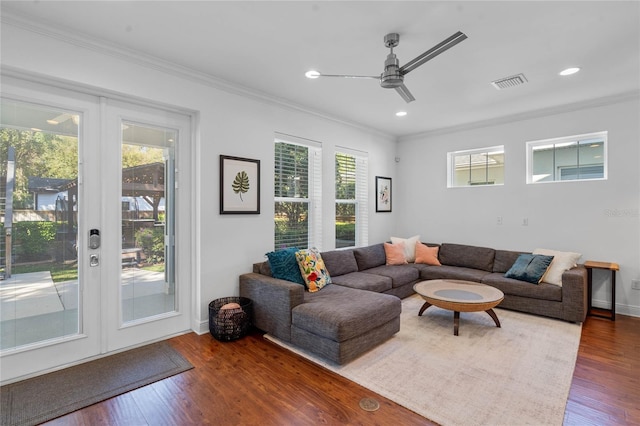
[584,261,619,321]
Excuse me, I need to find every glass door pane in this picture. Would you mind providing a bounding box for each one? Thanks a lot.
[121,122,175,323]
[0,99,80,350]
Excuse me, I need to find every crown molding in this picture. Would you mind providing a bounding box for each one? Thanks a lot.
[399,91,640,142]
[1,12,393,140]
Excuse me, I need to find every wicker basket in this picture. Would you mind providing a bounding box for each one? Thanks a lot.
[208,297,253,341]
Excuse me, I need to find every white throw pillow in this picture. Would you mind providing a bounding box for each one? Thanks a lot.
[390,235,420,262]
[532,248,582,286]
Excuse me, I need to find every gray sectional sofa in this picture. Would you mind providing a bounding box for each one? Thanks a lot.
[239,242,588,364]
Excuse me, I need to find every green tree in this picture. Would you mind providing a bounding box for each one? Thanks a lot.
[122,145,164,168]
[0,128,77,208]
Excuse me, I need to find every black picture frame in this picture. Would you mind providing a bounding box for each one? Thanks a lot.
[375,176,392,212]
[220,155,260,214]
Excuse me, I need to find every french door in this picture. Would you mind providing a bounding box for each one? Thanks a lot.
[0,76,192,383]
[103,99,191,352]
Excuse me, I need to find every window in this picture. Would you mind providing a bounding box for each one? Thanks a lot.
[274,135,321,250]
[526,131,607,184]
[447,146,504,188]
[335,149,368,248]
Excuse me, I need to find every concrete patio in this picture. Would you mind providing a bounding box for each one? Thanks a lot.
[0,269,171,350]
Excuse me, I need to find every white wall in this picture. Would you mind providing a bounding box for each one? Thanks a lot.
[1,22,399,331]
[397,97,640,316]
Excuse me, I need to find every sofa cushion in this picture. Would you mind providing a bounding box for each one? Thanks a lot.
[292,285,401,342]
[419,265,491,282]
[493,250,527,273]
[384,242,408,265]
[363,265,420,288]
[330,271,392,293]
[504,254,555,284]
[265,248,305,285]
[295,248,332,292]
[353,243,386,270]
[321,249,359,276]
[439,243,496,272]
[482,273,562,302]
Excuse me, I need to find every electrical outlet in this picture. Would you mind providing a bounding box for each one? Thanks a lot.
[497,216,503,225]
[632,280,640,290]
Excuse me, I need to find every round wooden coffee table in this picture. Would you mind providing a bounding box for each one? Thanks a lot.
[413,279,504,336]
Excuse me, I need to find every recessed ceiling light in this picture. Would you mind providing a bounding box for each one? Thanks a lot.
[395,111,407,117]
[305,70,320,79]
[559,67,580,76]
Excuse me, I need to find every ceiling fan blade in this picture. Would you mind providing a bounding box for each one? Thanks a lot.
[400,31,467,75]
[395,84,415,103]
[316,73,379,79]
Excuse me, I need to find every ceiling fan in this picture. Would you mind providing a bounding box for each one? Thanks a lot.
[305,31,467,103]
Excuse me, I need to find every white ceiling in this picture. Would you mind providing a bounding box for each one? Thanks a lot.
[3,1,639,138]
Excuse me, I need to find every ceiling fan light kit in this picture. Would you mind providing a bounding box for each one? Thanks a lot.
[305,31,467,103]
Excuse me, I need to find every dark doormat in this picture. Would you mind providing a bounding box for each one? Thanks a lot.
[1,341,193,426]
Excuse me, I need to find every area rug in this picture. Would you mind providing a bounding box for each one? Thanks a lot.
[265,294,582,426]
[1,341,193,426]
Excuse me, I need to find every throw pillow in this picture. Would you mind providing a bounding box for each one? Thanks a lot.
[505,254,555,284]
[295,247,332,292]
[414,243,441,266]
[533,248,582,286]
[384,242,408,265]
[266,248,305,285]
[390,235,421,262]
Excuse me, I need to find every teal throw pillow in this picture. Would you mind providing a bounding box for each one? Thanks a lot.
[505,254,554,284]
[266,248,305,285]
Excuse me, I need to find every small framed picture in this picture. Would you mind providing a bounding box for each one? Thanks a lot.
[220,155,260,214]
[375,176,392,212]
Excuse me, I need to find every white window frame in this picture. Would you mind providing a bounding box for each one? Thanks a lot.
[447,145,505,188]
[335,147,368,248]
[526,131,607,184]
[274,133,322,250]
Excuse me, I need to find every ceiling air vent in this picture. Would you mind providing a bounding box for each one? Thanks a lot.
[491,73,528,90]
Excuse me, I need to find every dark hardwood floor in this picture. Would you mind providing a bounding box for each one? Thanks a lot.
[45,313,640,426]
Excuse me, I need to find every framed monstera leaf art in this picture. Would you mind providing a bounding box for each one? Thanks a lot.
[220,155,260,214]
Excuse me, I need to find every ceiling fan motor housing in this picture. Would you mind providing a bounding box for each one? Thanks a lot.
[381,33,403,88]
[381,53,404,88]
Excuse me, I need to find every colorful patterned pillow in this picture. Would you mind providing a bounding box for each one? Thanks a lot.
[266,248,305,285]
[295,248,332,292]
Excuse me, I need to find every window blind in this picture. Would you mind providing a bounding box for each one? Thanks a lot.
[335,149,368,248]
[274,137,322,250]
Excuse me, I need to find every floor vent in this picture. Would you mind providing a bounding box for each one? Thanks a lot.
[491,73,528,90]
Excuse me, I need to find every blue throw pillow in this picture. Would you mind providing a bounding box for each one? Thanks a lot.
[266,247,305,285]
[504,254,554,284]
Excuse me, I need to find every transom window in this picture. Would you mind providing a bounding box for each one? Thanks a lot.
[447,146,504,188]
[526,131,607,184]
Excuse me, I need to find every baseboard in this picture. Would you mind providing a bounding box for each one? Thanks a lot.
[615,303,640,318]
[195,320,209,335]
[592,298,640,318]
